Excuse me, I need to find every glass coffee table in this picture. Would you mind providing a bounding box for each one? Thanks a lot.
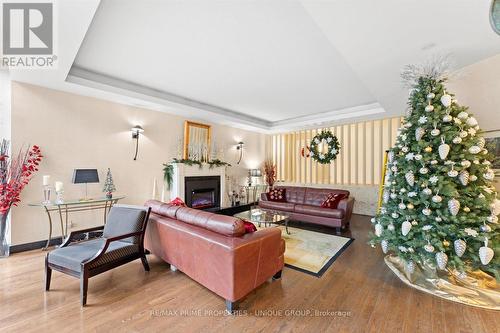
[234,208,290,234]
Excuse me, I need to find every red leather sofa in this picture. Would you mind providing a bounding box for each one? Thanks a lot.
[144,200,285,312]
[259,186,354,233]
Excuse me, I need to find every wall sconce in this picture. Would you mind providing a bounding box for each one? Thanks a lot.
[236,141,244,164]
[131,125,144,160]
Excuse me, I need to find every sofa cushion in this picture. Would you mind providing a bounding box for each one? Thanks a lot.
[48,239,139,272]
[175,207,245,237]
[304,188,350,206]
[145,200,180,219]
[170,197,186,207]
[243,221,257,233]
[321,193,348,209]
[294,204,344,219]
[266,188,286,202]
[259,200,295,212]
[278,186,306,204]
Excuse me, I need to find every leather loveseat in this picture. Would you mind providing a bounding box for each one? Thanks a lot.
[144,200,285,312]
[259,186,354,233]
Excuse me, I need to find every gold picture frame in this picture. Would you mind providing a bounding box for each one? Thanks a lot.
[183,121,211,161]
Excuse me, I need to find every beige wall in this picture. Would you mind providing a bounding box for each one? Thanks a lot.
[11,82,266,245]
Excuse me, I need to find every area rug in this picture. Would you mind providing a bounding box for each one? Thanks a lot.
[258,225,353,277]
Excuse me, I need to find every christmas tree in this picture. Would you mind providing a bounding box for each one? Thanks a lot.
[370,62,499,279]
[102,168,116,198]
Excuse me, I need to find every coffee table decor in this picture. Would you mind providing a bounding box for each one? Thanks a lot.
[234,208,290,234]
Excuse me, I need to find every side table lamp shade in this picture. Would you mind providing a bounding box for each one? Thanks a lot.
[73,169,100,200]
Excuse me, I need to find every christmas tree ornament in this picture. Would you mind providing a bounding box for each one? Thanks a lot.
[459,130,468,138]
[422,187,432,195]
[432,194,442,203]
[436,252,448,270]
[483,169,495,181]
[424,146,432,153]
[415,127,425,141]
[391,212,399,218]
[390,165,398,172]
[448,168,458,177]
[443,114,453,122]
[370,217,377,223]
[491,199,500,215]
[414,154,422,161]
[466,117,478,126]
[430,125,440,136]
[461,160,471,168]
[440,93,452,107]
[452,137,462,144]
[390,192,398,199]
[439,137,450,160]
[480,224,492,233]
[381,239,389,254]
[481,148,489,155]
[459,170,469,185]
[463,207,470,213]
[430,159,438,165]
[418,116,428,124]
[473,159,480,164]
[454,117,462,125]
[483,160,491,166]
[400,188,407,193]
[477,137,485,149]
[448,199,460,216]
[398,201,406,210]
[442,240,450,247]
[422,207,432,216]
[388,224,395,231]
[402,220,412,236]
[470,175,478,182]
[425,104,434,112]
[479,238,494,265]
[487,215,498,224]
[411,220,418,226]
[405,171,415,186]
[457,111,469,120]
[435,216,443,222]
[468,146,481,154]
[402,146,409,153]
[427,92,435,100]
[388,151,395,162]
[375,223,383,237]
[383,191,390,203]
[454,239,466,257]
[407,203,414,210]
[405,260,416,274]
[419,167,429,174]
[424,242,435,253]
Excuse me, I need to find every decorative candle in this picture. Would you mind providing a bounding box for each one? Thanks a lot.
[55,181,63,192]
[43,175,50,186]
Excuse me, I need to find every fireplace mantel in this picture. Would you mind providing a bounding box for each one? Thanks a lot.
[170,163,227,207]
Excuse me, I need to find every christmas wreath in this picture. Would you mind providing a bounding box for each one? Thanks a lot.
[309,131,340,164]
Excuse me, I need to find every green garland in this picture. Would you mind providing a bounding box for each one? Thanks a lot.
[163,158,231,190]
[309,131,341,164]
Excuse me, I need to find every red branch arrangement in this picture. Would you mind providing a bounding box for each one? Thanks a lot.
[0,140,42,215]
[263,159,276,188]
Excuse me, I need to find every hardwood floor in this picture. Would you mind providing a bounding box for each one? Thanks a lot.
[0,214,498,333]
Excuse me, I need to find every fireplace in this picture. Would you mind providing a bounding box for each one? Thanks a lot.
[184,176,220,210]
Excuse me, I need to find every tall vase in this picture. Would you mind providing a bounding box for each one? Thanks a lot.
[0,211,9,258]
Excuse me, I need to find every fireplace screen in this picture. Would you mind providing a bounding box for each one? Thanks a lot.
[191,188,216,209]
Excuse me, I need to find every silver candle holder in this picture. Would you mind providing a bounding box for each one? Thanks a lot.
[55,190,64,204]
[43,185,52,205]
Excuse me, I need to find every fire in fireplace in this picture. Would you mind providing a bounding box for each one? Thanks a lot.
[191,188,215,209]
[184,176,220,210]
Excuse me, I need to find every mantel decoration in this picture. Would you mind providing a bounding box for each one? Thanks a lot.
[0,139,42,257]
[162,158,231,190]
[370,58,500,310]
[309,130,341,164]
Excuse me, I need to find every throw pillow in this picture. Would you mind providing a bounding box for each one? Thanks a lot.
[243,221,257,233]
[266,188,287,202]
[321,193,347,209]
[170,197,186,207]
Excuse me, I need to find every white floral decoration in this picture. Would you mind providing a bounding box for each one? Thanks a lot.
[429,176,439,184]
[464,228,478,237]
[418,116,428,124]
[422,225,433,231]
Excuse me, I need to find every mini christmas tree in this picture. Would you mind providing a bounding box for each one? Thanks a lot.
[102,168,116,199]
[370,61,499,279]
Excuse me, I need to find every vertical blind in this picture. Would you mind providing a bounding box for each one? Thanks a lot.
[270,117,403,186]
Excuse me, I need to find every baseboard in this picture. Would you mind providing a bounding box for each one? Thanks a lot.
[10,238,62,253]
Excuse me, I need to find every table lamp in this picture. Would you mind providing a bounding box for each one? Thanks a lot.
[72,169,99,200]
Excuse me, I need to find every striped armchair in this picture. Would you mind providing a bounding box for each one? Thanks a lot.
[45,204,151,306]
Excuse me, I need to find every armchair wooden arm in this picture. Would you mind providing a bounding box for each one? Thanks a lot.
[82,230,144,265]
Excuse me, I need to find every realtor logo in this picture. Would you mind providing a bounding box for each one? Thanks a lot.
[3,2,53,54]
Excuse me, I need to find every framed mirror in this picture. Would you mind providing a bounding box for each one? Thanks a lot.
[184,121,211,161]
[492,0,500,35]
